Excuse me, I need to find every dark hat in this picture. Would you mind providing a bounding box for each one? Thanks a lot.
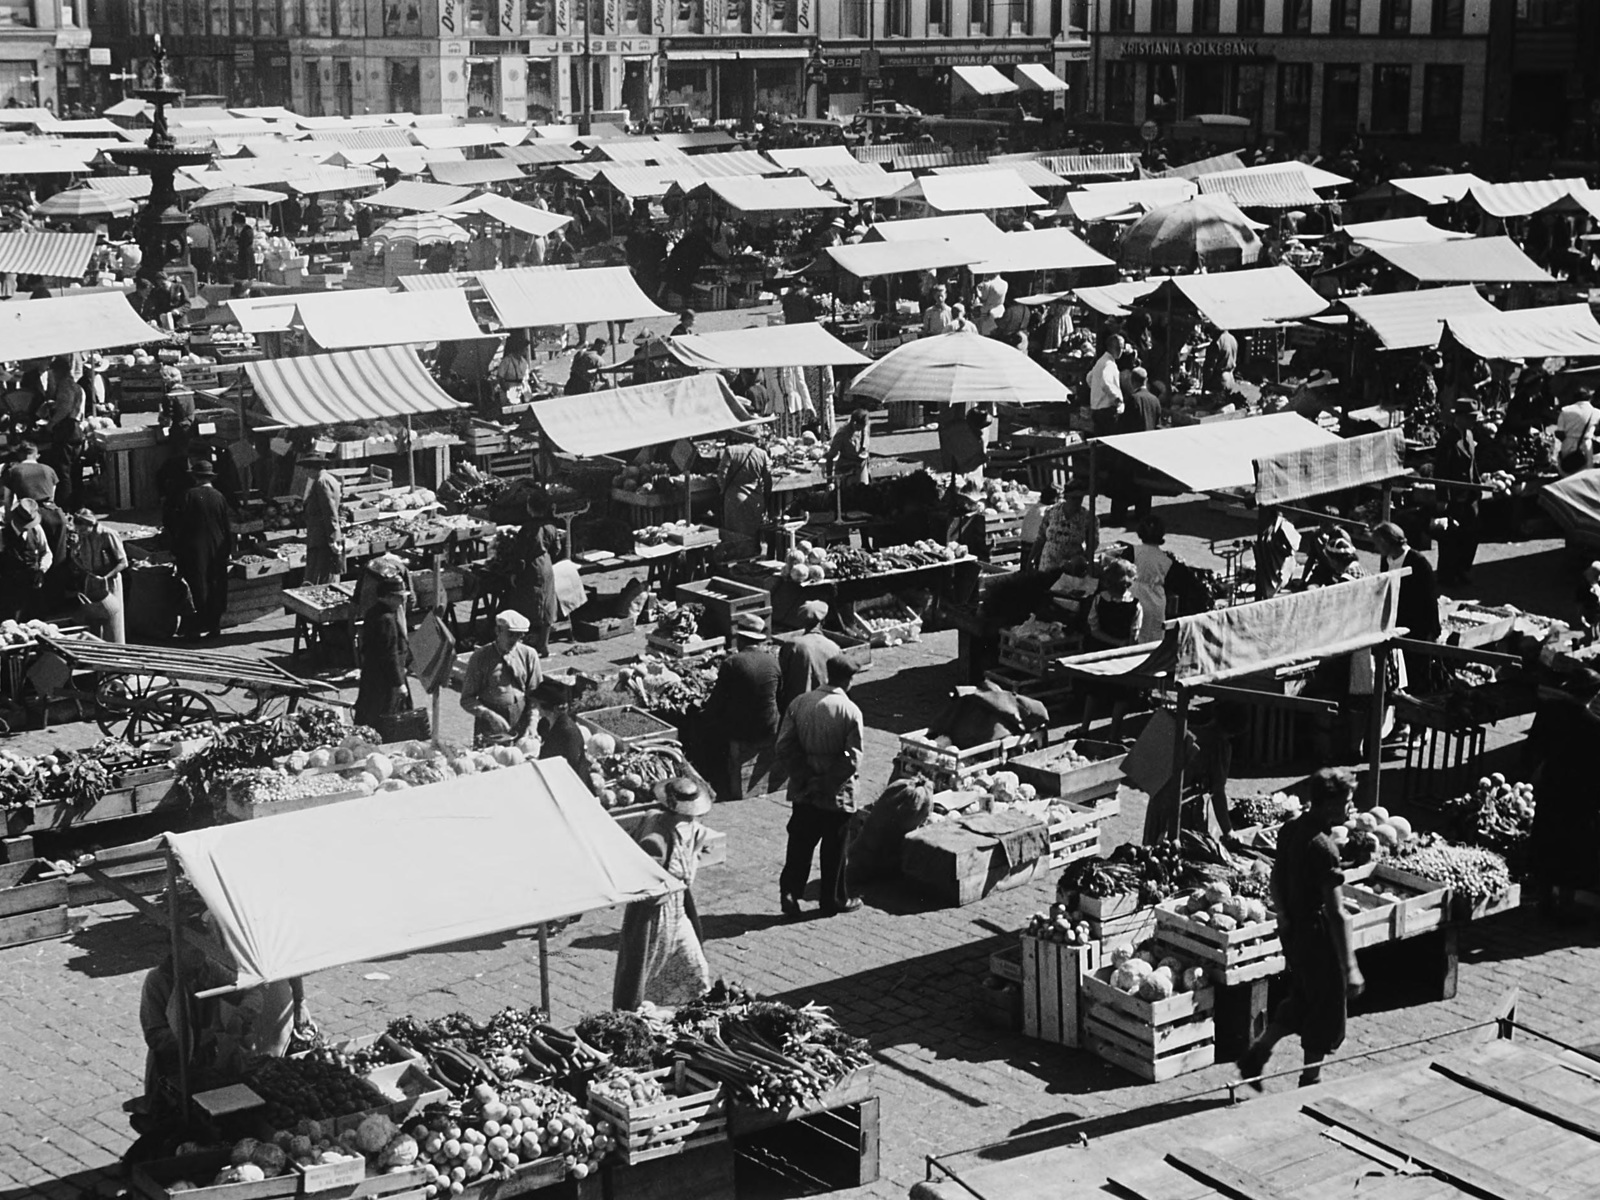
[189,458,216,477]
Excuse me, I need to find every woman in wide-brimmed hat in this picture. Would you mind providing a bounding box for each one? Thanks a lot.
[612,776,713,1010]
[0,498,53,620]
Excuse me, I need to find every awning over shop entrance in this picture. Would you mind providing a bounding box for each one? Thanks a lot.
[1014,63,1068,92]
[1095,413,1339,494]
[477,264,670,328]
[0,291,165,359]
[244,346,463,427]
[530,373,761,457]
[951,65,1020,97]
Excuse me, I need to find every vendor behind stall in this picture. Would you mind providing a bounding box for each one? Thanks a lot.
[355,570,412,729]
[301,454,344,585]
[1435,399,1483,587]
[718,429,771,555]
[826,408,871,491]
[460,609,542,742]
[67,507,127,643]
[1371,520,1440,678]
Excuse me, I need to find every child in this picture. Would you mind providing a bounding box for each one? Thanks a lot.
[1022,485,1057,571]
[1579,562,1600,644]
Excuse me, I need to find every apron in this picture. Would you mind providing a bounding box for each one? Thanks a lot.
[612,812,711,1009]
[472,646,537,741]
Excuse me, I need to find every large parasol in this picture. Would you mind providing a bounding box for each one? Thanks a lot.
[846,330,1070,406]
[191,185,286,209]
[370,213,470,248]
[35,187,137,221]
[1118,195,1264,271]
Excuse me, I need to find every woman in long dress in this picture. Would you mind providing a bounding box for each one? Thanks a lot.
[1130,515,1174,642]
[612,778,713,1009]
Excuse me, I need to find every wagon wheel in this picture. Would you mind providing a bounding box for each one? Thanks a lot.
[145,686,219,734]
[95,673,168,742]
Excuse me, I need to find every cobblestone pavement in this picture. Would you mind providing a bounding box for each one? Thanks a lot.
[0,389,1590,1200]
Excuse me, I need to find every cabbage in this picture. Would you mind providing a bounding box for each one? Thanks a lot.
[251,1143,287,1176]
[378,1134,419,1169]
[1211,914,1238,932]
[216,1164,266,1184]
[588,732,617,758]
[1138,968,1174,1000]
[365,752,394,782]
[356,1114,399,1155]
[1109,943,1135,967]
[230,1139,261,1167]
[288,1136,314,1160]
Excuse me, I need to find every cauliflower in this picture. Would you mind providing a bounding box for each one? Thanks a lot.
[356,1114,399,1155]
[1111,959,1152,992]
[1138,967,1175,1000]
[1109,943,1136,967]
[378,1134,419,1170]
[230,1139,261,1167]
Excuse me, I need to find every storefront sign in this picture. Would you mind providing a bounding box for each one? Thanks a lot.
[1059,45,1092,61]
[530,35,658,54]
[605,0,619,33]
[54,29,91,49]
[553,0,569,36]
[663,35,807,51]
[1119,39,1269,59]
[793,0,813,34]
[89,46,111,64]
[440,0,463,36]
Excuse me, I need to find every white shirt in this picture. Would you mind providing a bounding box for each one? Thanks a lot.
[1088,352,1122,412]
[1556,399,1597,457]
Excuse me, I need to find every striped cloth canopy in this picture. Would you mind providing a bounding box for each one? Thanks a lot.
[35,187,136,219]
[370,213,469,246]
[244,346,463,427]
[0,230,96,278]
[192,185,286,209]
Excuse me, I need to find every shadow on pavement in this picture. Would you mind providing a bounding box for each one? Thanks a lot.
[62,911,167,979]
[849,663,962,736]
[0,1164,123,1200]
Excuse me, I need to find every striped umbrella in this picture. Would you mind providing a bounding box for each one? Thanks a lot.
[1118,195,1264,271]
[192,185,286,210]
[35,187,137,220]
[370,213,469,247]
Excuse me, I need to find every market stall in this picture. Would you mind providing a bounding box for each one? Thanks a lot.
[1369,236,1554,286]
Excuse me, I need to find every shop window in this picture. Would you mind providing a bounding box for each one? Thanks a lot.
[1151,0,1174,33]
[1104,59,1133,121]
[1518,0,1575,28]
[255,0,279,35]
[1276,62,1311,143]
[0,0,30,28]
[388,59,419,111]
[466,58,496,116]
[1238,0,1263,34]
[333,58,352,115]
[304,57,322,112]
[384,0,418,35]
[301,0,327,34]
[841,0,866,36]
[1106,0,1131,33]
[525,60,555,121]
[1371,62,1410,130]
[1232,62,1266,126]
[1432,0,1463,34]
[675,0,700,32]
[1422,62,1462,137]
[1147,62,1177,115]
[1284,0,1310,33]
[0,62,35,104]
[1329,0,1359,34]
[1378,0,1408,34]
[1193,0,1218,34]
[1321,63,1360,147]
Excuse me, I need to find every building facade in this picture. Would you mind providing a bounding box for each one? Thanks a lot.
[91,0,814,122]
[0,0,91,112]
[817,0,1091,118]
[1087,0,1496,155]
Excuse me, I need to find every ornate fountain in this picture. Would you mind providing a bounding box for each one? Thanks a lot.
[108,37,216,285]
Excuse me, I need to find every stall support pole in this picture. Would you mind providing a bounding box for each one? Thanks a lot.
[1367,640,1388,807]
[431,558,444,749]
[1170,690,1191,828]
[538,923,551,1016]
[167,851,191,1116]
[405,415,415,491]
[1088,443,1099,553]
[1380,481,1393,524]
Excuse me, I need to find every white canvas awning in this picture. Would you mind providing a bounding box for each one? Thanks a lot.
[827,238,988,278]
[1444,303,1600,361]
[427,158,526,186]
[596,166,678,199]
[1140,266,1327,330]
[871,213,1005,244]
[1341,286,1499,351]
[358,180,473,212]
[0,145,93,174]
[292,288,483,350]
[692,176,843,212]
[1372,236,1553,284]
[226,295,301,334]
[1467,178,1592,219]
[933,160,1067,190]
[675,150,785,178]
[1197,168,1325,209]
[531,373,760,457]
[1095,413,1340,494]
[1204,160,1351,190]
[411,125,516,150]
[244,346,463,426]
[968,228,1114,273]
[442,192,572,237]
[1061,177,1197,222]
[1072,278,1165,317]
[1390,173,1486,206]
[951,64,1019,97]
[166,761,680,991]
[829,169,915,202]
[0,291,165,358]
[667,322,869,371]
[1014,63,1068,92]
[893,170,1045,213]
[478,264,670,327]
[766,145,857,170]
[1339,217,1473,248]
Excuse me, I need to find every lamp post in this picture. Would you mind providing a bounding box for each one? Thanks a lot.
[579,0,594,135]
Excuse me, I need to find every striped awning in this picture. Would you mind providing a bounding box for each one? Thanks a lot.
[1197,169,1325,209]
[675,150,785,178]
[0,231,96,279]
[306,126,415,150]
[245,346,463,427]
[1036,152,1141,178]
[496,142,585,166]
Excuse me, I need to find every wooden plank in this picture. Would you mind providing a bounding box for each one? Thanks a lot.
[1166,1148,1292,1200]
[1399,1093,1509,1141]
[1305,1097,1549,1200]
[1020,935,1041,1039]
[1109,1160,1219,1200]
[1431,1059,1600,1143]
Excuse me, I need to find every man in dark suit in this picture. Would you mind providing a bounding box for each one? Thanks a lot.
[1435,399,1482,587]
[1109,366,1162,525]
[175,459,234,639]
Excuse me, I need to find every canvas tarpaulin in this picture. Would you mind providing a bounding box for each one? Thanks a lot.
[894,171,1045,213]
[1136,265,1327,330]
[1444,303,1600,360]
[165,761,682,991]
[532,372,759,457]
[1095,413,1339,494]
[1340,285,1499,350]
[1340,217,1472,248]
[245,346,462,427]
[691,176,843,212]
[0,291,165,359]
[667,322,869,370]
[827,238,988,277]
[828,169,915,202]
[0,231,96,279]
[767,145,859,170]
[427,158,527,186]
[968,228,1114,273]
[478,265,669,328]
[1060,178,1196,222]
[442,192,572,237]
[933,160,1067,190]
[1254,429,1406,507]
[357,180,473,212]
[293,288,484,350]
[951,64,1019,97]
[1072,278,1164,317]
[226,295,302,333]
[1539,468,1600,544]
[1372,236,1553,284]
[1014,63,1068,92]
[871,213,1004,244]
[1390,173,1485,206]
[1468,178,1591,219]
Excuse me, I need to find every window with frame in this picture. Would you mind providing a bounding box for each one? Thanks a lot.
[969,0,989,32]
[1330,0,1358,33]
[331,0,361,34]
[383,0,419,36]
[281,0,301,35]
[301,0,327,34]
[1276,61,1311,137]
[1151,0,1175,32]
[1238,0,1264,33]
[1431,0,1463,33]
[1518,0,1576,28]
[841,0,866,36]
[1194,0,1218,33]
[928,0,943,28]
[676,0,701,32]
[255,0,279,34]
[1107,0,1132,33]
[1422,62,1462,137]
[885,0,909,35]
[1284,0,1310,33]
[1105,60,1135,121]
[524,0,552,32]
[1379,0,1409,33]
[1371,62,1410,130]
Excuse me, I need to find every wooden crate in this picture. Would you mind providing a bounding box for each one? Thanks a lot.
[989,941,1023,984]
[668,524,720,549]
[573,616,634,642]
[1153,902,1284,986]
[1063,891,1158,953]
[1081,967,1216,1082]
[466,419,510,456]
[221,787,366,822]
[727,1066,877,1136]
[1451,883,1522,922]
[296,1159,427,1198]
[825,630,873,671]
[330,1062,450,1132]
[1020,934,1099,1047]
[1010,740,1127,810]
[1341,862,1450,948]
[899,820,1048,908]
[577,705,679,748]
[18,776,186,833]
[645,633,725,659]
[0,857,68,949]
[587,1062,727,1166]
[1045,803,1102,870]
[230,558,291,580]
[676,577,771,635]
[894,727,1046,788]
[998,627,1077,678]
[133,1151,299,1200]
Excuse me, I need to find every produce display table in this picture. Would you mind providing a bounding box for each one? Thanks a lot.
[796,555,981,611]
[8,767,184,836]
[900,812,1055,908]
[283,583,356,658]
